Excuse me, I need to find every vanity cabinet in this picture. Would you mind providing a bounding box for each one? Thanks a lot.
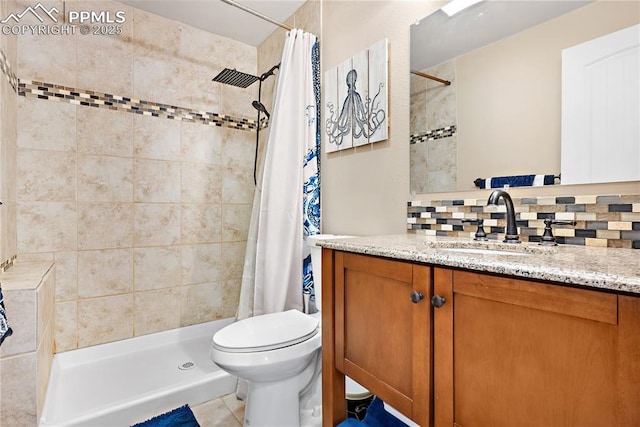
[323,248,640,427]
[433,268,640,427]
[322,249,432,427]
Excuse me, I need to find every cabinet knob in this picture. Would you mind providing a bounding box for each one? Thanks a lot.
[431,295,446,308]
[410,291,424,303]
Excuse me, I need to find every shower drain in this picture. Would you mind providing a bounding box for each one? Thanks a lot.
[178,361,197,370]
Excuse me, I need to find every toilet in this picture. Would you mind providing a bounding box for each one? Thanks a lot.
[210,234,368,426]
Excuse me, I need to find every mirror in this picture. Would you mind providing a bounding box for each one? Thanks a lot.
[410,0,639,194]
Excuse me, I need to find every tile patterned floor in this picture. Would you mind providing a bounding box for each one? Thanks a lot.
[191,393,245,426]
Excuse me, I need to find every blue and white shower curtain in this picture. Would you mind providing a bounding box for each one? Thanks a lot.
[237,29,320,318]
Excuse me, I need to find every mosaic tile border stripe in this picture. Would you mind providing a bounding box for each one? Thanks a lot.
[18,79,265,132]
[1,255,17,273]
[407,194,640,249]
[0,48,18,93]
[410,125,456,145]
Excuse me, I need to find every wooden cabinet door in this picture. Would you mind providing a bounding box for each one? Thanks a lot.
[333,252,432,426]
[433,268,640,427]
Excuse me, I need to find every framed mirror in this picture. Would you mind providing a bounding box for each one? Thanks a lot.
[410,1,639,194]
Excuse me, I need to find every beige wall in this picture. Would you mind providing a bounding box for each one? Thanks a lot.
[321,0,439,235]
[456,0,640,191]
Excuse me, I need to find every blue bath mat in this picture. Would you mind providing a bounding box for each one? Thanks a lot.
[337,397,409,427]
[131,404,200,427]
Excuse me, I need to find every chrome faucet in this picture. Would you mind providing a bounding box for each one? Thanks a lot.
[487,189,521,243]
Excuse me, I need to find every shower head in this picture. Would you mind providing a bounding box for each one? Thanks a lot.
[252,100,270,118]
[212,68,260,88]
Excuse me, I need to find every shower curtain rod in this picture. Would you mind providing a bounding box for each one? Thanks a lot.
[411,70,451,86]
[220,0,294,31]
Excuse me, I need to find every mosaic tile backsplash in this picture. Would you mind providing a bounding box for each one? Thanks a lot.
[408,194,640,249]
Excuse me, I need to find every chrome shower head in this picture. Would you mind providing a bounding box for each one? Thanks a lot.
[252,100,270,118]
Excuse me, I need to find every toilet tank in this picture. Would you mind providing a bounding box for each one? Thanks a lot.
[307,234,352,311]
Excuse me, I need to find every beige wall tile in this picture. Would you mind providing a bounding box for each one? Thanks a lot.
[54,301,77,352]
[75,1,133,95]
[181,122,223,165]
[37,269,55,345]
[134,159,181,203]
[181,163,222,204]
[133,56,181,107]
[425,61,456,130]
[181,204,222,244]
[77,154,133,202]
[77,202,134,250]
[134,203,180,246]
[54,251,77,302]
[17,19,76,87]
[133,246,181,291]
[0,288,35,357]
[222,128,255,169]
[17,97,76,151]
[220,242,246,281]
[131,8,181,61]
[1,87,17,202]
[77,249,133,298]
[36,312,54,418]
[180,281,228,326]
[17,202,77,253]
[175,58,223,114]
[76,107,133,156]
[77,294,133,347]
[221,83,256,120]
[181,244,222,286]
[222,166,253,204]
[222,204,251,242]
[133,288,181,336]
[17,148,76,202]
[134,114,181,161]
[0,351,37,426]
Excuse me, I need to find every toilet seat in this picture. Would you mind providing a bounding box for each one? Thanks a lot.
[212,309,319,353]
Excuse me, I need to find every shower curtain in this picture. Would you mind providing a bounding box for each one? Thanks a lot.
[237,29,320,319]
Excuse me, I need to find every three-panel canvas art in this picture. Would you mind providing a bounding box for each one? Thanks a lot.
[324,39,389,153]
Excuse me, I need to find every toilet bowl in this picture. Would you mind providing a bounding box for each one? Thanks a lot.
[210,234,359,426]
[211,309,321,426]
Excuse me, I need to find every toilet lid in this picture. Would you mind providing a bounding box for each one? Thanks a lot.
[212,309,319,353]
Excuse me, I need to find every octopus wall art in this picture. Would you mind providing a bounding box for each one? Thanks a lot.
[324,39,388,153]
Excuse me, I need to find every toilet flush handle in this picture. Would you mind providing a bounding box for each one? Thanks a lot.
[410,291,424,303]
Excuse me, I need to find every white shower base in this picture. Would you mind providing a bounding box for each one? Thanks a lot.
[39,318,237,426]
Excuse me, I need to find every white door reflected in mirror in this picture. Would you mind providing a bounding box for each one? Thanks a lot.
[561,24,640,185]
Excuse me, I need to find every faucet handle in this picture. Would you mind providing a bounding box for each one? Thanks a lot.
[540,218,577,246]
[462,218,488,241]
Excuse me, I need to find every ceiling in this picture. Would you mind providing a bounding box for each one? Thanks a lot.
[119,0,307,47]
[411,0,592,71]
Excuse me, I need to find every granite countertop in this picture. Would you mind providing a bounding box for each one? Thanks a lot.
[318,234,640,295]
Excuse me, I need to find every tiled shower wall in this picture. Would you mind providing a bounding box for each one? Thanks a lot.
[0,0,18,272]
[408,194,640,249]
[13,0,259,351]
[410,60,457,194]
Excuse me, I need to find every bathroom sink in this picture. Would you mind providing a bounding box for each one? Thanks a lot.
[440,247,530,257]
